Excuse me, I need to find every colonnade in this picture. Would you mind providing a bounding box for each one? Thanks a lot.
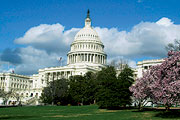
[67,53,106,64]
[72,43,103,52]
[44,71,73,83]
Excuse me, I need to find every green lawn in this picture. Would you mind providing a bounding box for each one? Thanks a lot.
[0,105,179,120]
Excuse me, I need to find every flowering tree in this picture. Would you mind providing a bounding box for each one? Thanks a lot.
[129,71,153,110]
[150,51,180,110]
[130,51,180,111]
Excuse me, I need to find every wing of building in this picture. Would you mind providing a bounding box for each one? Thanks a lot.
[135,59,164,78]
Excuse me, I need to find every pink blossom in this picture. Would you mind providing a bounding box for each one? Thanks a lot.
[130,51,180,107]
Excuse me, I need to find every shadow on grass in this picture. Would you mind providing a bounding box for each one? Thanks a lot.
[131,107,180,118]
[0,115,39,119]
[155,110,180,118]
[102,106,136,110]
[132,107,160,112]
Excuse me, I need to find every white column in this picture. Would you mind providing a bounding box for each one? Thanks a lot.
[96,54,98,63]
[72,54,74,63]
[76,54,77,63]
[76,54,78,63]
[71,55,72,63]
[75,54,76,63]
[101,55,103,64]
[87,54,88,62]
[79,54,80,62]
[73,55,74,63]
[76,54,79,62]
[95,54,97,63]
[84,54,86,62]
[93,54,95,63]
[87,54,89,62]
[86,54,87,61]
[102,56,104,64]
[99,55,100,63]
[73,54,75,63]
[90,54,91,62]
[97,55,99,63]
[99,55,101,64]
[81,54,83,62]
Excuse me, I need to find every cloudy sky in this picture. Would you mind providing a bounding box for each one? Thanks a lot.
[1,0,180,75]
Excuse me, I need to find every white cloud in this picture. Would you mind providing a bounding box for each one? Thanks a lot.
[96,17,180,58]
[15,23,80,54]
[156,17,174,27]
[14,46,66,75]
[1,17,180,75]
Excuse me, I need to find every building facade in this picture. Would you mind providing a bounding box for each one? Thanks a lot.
[135,59,164,78]
[31,10,107,99]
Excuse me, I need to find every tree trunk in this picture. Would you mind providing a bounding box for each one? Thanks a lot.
[165,104,170,111]
[138,102,143,111]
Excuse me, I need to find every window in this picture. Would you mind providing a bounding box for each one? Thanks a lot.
[144,66,148,69]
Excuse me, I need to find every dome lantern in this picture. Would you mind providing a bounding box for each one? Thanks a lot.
[85,9,91,27]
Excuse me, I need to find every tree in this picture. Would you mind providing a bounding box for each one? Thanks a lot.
[68,75,85,105]
[10,91,22,105]
[83,72,97,104]
[118,65,134,107]
[1,90,13,105]
[68,72,97,105]
[41,78,69,105]
[129,71,154,110]
[109,58,128,71]
[96,66,122,109]
[150,51,180,110]
[166,39,180,51]
[130,51,180,111]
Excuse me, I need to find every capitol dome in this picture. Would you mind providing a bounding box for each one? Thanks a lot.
[75,27,100,42]
[67,10,107,66]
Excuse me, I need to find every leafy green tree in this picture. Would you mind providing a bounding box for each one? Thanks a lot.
[117,65,134,107]
[83,72,97,104]
[96,66,119,109]
[68,72,97,105]
[68,75,85,105]
[40,78,69,105]
[96,66,134,109]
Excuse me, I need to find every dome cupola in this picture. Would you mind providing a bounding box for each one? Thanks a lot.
[67,10,107,66]
[74,10,101,42]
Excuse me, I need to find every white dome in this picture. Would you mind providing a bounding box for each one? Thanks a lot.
[67,10,107,66]
[74,17,101,42]
[75,27,100,41]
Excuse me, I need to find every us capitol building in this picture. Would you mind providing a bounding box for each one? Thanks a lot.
[0,10,107,105]
[0,11,163,105]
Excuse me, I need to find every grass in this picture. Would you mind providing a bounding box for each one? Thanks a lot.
[0,105,179,120]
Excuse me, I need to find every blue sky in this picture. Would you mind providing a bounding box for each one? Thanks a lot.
[0,0,180,75]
